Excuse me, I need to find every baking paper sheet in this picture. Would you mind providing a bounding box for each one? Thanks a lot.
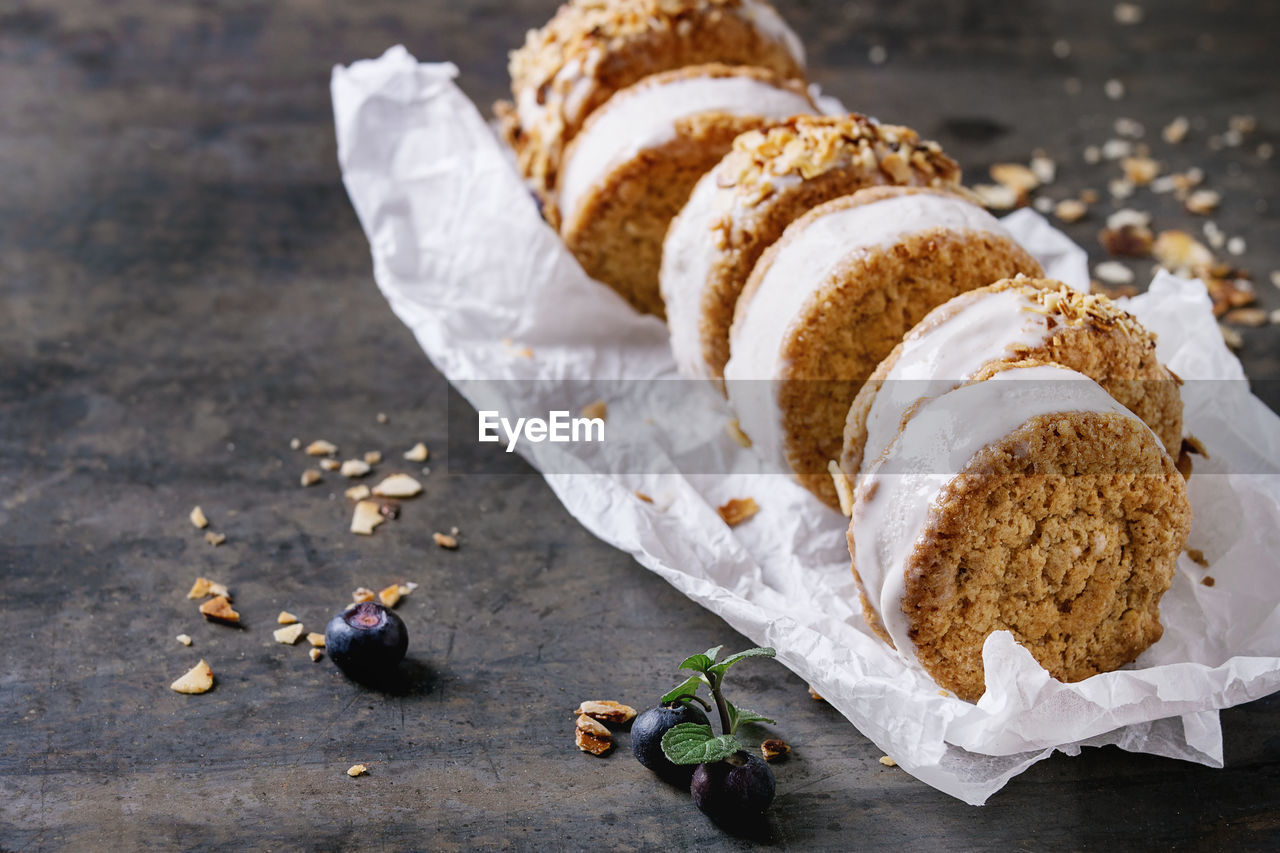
[332,47,1280,805]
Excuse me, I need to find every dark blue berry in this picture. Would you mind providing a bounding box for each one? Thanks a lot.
[630,702,710,781]
[324,601,408,677]
[691,751,775,825]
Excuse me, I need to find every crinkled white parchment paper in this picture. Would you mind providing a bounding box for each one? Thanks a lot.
[332,47,1280,805]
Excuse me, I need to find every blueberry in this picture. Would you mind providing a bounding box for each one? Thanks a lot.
[324,601,408,677]
[630,701,710,781]
[691,751,776,826]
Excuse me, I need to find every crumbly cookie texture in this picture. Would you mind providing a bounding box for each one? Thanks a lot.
[499,0,803,196]
[678,115,962,383]
[899,411,1190,701]
[840,278,1184,485]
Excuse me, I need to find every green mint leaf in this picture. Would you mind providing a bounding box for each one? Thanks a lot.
[707,646,775,678]
[678,645,723,673]
[660,723,741,766]
[660,674,708,705]
[731,708,776,728]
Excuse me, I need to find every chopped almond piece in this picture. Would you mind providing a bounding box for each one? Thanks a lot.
[319,458,341,472]
[403,443,429,462]
[176,634,192,646]
[204,531,226,546]
[289,437,301,450]
[1122,156,1160,185]
[989,162,1039,194]
[200,595,240,624]
[1054,199,1087,223]
[363,451,382,465]
[273,623,305,645]
[170,660,214,694]
[1163,116,1190,144]
[879,756,898,767]
[347,764,368,777]
[971,183,1018,210]
[351,501,385,535]
[575,700,637,724]
[1094,262,1135,286]
[372,474,422,499]
[807,686,824,701]
[580,399,607,421]
[718,497,760,527]
[829,460,854,518]
[189,506,209,529]
[761,739,791,762]
[1226,308,1268,327]
[345,485,371,501]
[1099,223,1154,258]
[310,648,324,661]
[341,459,371,478]
[207,581,229,598]
[726,419,752,448]
[433,532,458,550]
[300,469,323,487]
[376,412,389,424]
[1153,230,1214,274]
[306,440,338,457]
[277,611,298,625]
[187,577,212,599]
[1185,189,1221,215]
[378,583,402,608]
[352,587,375,603]
[634,490,654,503]
[1220,325,1243,350]
[307,632,326,647]
[575,714,612,755]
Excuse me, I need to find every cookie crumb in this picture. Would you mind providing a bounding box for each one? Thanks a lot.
[372,474,423,499]
[347,764,368,777]
[310,648,324,661]
[761,739,791,762]
[574,700,637,724]
[717,497,760,527]
[204,531,226,546]
[306,440,338,457]
[879,756,898,767]
[351,501,385,535]
[344,485,371,501]
[170,660,214,694]
[176,634,192,646]
[277,611,298,625]
[403,443,429,463]
[189,506,209,529]
[433,532,459,550]
[273,623,305,645]
[300,469,323,487]
[726,419,752,448]
[199,595,240,624]
[580,399,607,421]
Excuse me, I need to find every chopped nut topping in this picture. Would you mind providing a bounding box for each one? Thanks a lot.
[187,577,228,600]
[1108,179,1134,200]
[633,490,654,503]
[433,532,459,550]
[176,634,192,646]
[347,764,368,777]
[170,660,214,694]
[376,412,389,424]
[189,506,209,529]
[971,183,1018,210]
[200,595,240,624]
[345,485,371,501]
[403,443,429,462]
[310,648,324,661]
[990,163,1039,194]
[340,459,371,478]
[575,700,637,724]
[1104,78,1125,100]
[351,501,385,536]
[300,469,323,487]
[879,755,898,767]
[1226,236,1246,257]
[363,451,382,465]
[1107,208,1151,229]
[1163,116,1190,144]
[1122,156,1160,186]
[1186,548,1210,568]
[1114,2,1143,24]
[580,399,607,421]
[1030,153,1056,184]
[761,739,791,762]
[1054,199,1088,223]
[306,440,338,457]
[1099,223,1154,257]
[1226,308,1267,327]
[717,497,760,527]
[808,685,824,701]
[725,419,752,448]
[828,460,854,518]
[273,623,305,645]
[1153,230,1214,275]
[1094,261,1135,285]
[307,632,326,647]
[1219,324,1244,350]
[289,437,301,450]
[277,611,298,625]
[1101,139,1132,160]
[348,588,374,605]
[378,583,402,608]
[204,531,226,547]
[1185,189,1221,215]
[575,714,612,756]
[1113,117,1144,139]
[1202,576,1216,587]
[319,459,341,472]
[372,474,422,499]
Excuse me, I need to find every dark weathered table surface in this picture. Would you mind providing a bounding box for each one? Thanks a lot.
[2,1,1278,850]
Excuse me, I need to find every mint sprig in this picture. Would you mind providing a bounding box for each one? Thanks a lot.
[659,645,776,766]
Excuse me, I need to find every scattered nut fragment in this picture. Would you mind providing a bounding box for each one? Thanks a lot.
[1079,188,1100,205]
[717,497,760,527]
[319,458,341,472]
[351,501,385,535]
[807,686,824,701]
[879,755,898,767]
[761,739,791,762]
[170,660,214,695]
[310,648,324,661]
[634,490,654,503]
[1104,78,1125,100]
[1259,143,1274,161]
[1113,117,1144,139]
[289,437,301,450]
[829,460,854,517]
[347,764,368,777]
[580,399,607,421]
[1099,223,1154,258]
[1204,221,1226,250]
[575,700,637,724]
[340,459,371,478]
[1226,236,1246,257]
[345,485,371,501]
[867,44,887,65]
[1226,308,1268,327]
[189,506,209,529]
[1202,576,1216,587]
[1185,189,1221,215]
[204,531,226,546]
[1186,548,1210,568]
[1114,2,1143,24]
[307,632,326,647]
[273,623,306,645]
[574,714,612,755]
[363,451,382,465]
[1272,272,1280,289]
[200,595,240,624]
[1101,139,1132,160]
[176,634,192,646]
[1054,199,1087,223]
[1108,179,1134,200]
[376,412,389,424]
[187,577,228,600]
[307,440,338,457]
[1122,156,1160,186]
[1029,153,1056,184]
[433,532,459,550]
[725,419,752,448]
[403,443,429,462]
[378,583,402,608]
[1206,277,1256,317]
[352,587,375,603]
[372,474,422,499]
[1033,196,1053,214]
[990,163,1039,194]
[277,611,298,625]
[1219,324,1243,350]
[1083,145,1101,165]
[971,183,1018,210]
[1153,230,1214,274]
[1229,115,1257,135]
[1094,262,1135,286]
[1163,116,1190,144]
[300,469,323,487]
[1051,38,1071,58]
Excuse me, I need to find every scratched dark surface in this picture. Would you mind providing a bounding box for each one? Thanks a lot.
[2,1,1279,850]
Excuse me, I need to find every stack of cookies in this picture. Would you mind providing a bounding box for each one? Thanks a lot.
[499,0,1192,701]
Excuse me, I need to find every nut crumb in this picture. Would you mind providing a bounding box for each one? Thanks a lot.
[1122,156,1160,186]
[1054,198,1087,223]
[376,412,389,424]
[761,739,791,762]
[310,648,324,661]
[345,485,371,501]
[575,714,612,755]
[306,440,338,457]
[378,583,402,608]
[404,443,429,462]
[204,531,226,546]
[176,634,192,646]
[1163,116,1190,144]
[351,501,385,536]
[1108,179,1134,200]
[1202,576,1216,587]
[807,686,824,701]
[1029,153,1056,184]
[347,764,368,777]
[372,474,422,499]
[273,623,305,645]
[363,451,382,465]
[352,587,375,603]
[1153,230,1214,275]
[1104,78,1125,100]
[937,690,952,698]
[1114,2,1143,24]
[828,460,854,517]
[1226,236,1246,257]
[433,532,459,550]
[989,163,1038,194]
[341,459,371,478]
[574,700,637,724]
[187,577,229,599]
[170,660,214,694]
[319,458,341,472]
[1219,324,1244,350]
[1094,261,1135,285]
[580,399,607,421]
[726,419,752,448]
[189,506,209,529]
[199,595,240,624]
[1186,548,1209,568]
[1185,189,1221,215]
[307,632,326,647]
[879,755,898,767]
[971,183,1018,210]
[300,469,323,487]
[289,437,301,450]
[1225,308,1267,327]
[634,490,653,503]
[717,497,760,527]
[277,611,298,625]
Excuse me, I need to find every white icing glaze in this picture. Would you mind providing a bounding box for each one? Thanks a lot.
[850,364,1146,659]
[558,74,812,228]
[860,287,1053,473]
[723,192,1011,471]
[662,171,724,378]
